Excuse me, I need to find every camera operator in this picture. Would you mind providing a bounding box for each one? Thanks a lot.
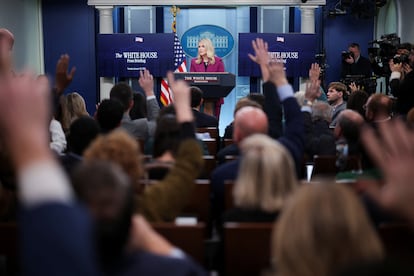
[370,42,411,77]
[341,42,373,79]
[389,47,414,116]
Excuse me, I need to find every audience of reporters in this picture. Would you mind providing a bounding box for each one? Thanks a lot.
[84,73,203,222]
[5,30,414,276]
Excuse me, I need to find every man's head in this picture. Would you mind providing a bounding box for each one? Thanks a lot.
[311,102,333,123]
[233,106,268,143]
[72,161,133,266]
[110,82,134,112]
[365,94,393,122]
[190,86,203,109]
[0,28,14,72]
[348,42,361,60]
[334,109,365,142]
[233,98,262,117]
[246,93,265,109]
[327,82,347,106]
[96,99,124,133]
[67,116,100,155]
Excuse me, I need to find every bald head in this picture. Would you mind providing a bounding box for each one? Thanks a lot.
[365,94,393,122]
[334,109,364,141]
[233,106,268,143]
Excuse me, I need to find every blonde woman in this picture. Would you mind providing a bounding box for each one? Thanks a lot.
[66,92,89,121]
[190,38,225,72]
[61,92,89,132]
[273,183,384,276]
[222,133,298,223]
[190,38,225,117]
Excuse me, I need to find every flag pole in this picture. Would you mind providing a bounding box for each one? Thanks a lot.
[170,5,180,33]
[160,5,186,106]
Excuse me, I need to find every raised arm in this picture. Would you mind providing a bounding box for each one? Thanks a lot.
[248,38,282,138]
[137,72,203,221]
[54,54,76,96]
[139,69,160,121]
[267,61,305,176]
[361,120,414,221]
[0,73,98,275]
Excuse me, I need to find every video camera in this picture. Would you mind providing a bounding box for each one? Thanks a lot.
[341,75,377,95]
[392,53,410,64]
[341,51,354,61]
[368,33,400,64]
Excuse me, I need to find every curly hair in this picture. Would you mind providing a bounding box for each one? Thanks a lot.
[83,129,143,183]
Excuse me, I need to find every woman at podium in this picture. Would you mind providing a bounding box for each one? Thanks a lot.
[190,38,225,118]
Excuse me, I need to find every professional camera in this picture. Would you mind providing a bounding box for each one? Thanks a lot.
[341,75,377,95]
[368,34,400,64]
[342,51,354,60]
[392,54,410,64]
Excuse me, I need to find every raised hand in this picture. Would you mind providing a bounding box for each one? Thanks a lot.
[139,69,155,96]
[308,63,321,82]
[248,38,270,82]
[267,61,288,88]
[305,79,321,102]
[166,71,193,123]
[0,72,52,168]
[348,82,360,93]
[55,54,76,95]
[361,120,414,220]
[388,59,403,73]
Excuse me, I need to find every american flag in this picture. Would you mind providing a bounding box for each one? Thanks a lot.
[160,33,187,106]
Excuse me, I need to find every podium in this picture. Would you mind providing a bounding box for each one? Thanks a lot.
[174,72,236,99]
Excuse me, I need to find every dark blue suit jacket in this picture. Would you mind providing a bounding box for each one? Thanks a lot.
[192,109,218,128]
[21,203,207,276]
[21,203,99,276]
[115,250,207,276]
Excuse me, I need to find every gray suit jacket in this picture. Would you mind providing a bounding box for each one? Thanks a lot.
[121,97,159,140]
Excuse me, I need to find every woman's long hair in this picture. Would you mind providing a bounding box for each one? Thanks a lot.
[195,38,216,65]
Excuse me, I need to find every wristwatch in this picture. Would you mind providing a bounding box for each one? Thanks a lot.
[303,99,313,106]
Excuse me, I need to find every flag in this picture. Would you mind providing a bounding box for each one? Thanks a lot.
[160,33,187,106]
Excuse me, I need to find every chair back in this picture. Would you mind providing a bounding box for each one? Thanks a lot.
[152,222,206,266]
[223,222,274,276]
